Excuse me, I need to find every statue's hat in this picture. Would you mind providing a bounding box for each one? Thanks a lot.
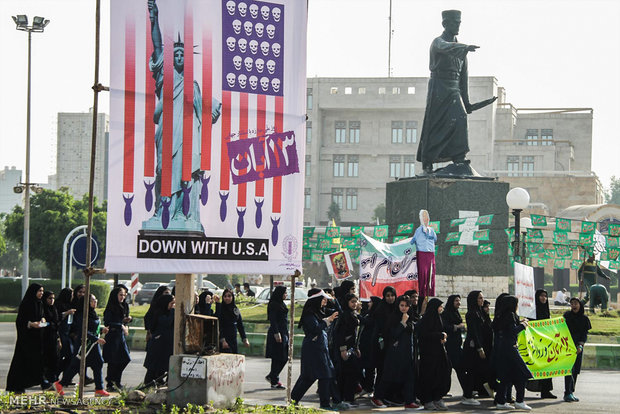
[441,10,461,21]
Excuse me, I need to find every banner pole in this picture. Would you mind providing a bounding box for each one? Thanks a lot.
[287,269,300,403]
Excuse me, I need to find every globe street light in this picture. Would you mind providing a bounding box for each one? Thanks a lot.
[506,187,530,264]
[12,14,50,297]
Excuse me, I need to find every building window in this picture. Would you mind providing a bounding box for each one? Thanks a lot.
[378,87,386,94]
[408,86,416,94]
[526,129,538,146]
[392,87,400,94]
[304,188,311,209]
[358,87,366,94]
[346,188,358,210]
[347,155,359,177]
[333,155,345,177]
[391,121,403,143]
[306,121,312,143]
[389,155,401,178]
[522,156,534,176]
[330,87,338,94]
[335,121,346,143]
[507,156,519,177]
[405,121,418,143]
[541,129,553,146]
[349,121,360,143]
[404,155,415,177]
[307,88,313,110]
[305,155,311,176]
[344,87,352,95]
[332,188,344,209]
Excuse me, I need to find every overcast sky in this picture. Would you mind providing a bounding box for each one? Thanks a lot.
[1,0,618,189]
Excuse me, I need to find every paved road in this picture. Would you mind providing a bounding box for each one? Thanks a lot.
[1,323,619,412]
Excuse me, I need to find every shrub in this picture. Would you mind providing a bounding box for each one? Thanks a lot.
[0,279,111,308]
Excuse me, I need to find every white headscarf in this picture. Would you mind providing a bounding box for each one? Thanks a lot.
[419,209,430,233]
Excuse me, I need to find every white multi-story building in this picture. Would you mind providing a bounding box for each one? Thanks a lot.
[0,166,23,214]
[304,76,603,225]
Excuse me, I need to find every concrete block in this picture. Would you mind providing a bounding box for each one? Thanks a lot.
[168,353,245,409]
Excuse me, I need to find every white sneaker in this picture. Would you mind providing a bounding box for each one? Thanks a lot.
[515,402,532,410]
[461,398,481,406]
[423,401,436,410]
[434,399,448,410]
[496,403,515,410]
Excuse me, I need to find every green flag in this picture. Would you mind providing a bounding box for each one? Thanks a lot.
[517,317,577,379]
[570,260,581,270]
[449,245,466,256]
[351,226,365,237]
[528,243,545,254]
[607,237,619,248]
[317,239,330,249]
[396,223,414,235]
[545,249,556,258]
[555,218,571,232]
[553,231,569,244]
[393,235,407,243]
[429,221,440,233]
[579,233,594,246]
[373,225,389,239]
[581,221,596,234]
[600,251,609,261]
[325,226,340,238]
[450,218,467,227]
[609,223,620,237]
[303,227,315,238]
[473,229,490,241]
[527,228,543,239]
[476,214,494,226]
[445,232,461,242]
[609,261,620,270]
[341,237,358,248]
[608,248,620,261]
[554,244,573,258]
[302,249,311,260]
[311,251,323,262]
[478,243,494,255]
[531,214,547,227]
[537,258,548,266]
[554,259,565,269]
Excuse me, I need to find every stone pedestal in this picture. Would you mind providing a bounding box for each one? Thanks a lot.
[168,353,245,409]
[386,177,510,297]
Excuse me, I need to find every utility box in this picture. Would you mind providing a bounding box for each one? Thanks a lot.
[185,314,219,355]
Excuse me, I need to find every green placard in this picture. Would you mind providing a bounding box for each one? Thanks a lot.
[531,214,547,227]
[325,226,340,239]
[555,244,573,258]
[373,225,389,239]
[527,228,543,239]
[303,227,315,238]
[341,237,357,248]
[556,218,571,232]
[581,221,596,234]
[393,235,408,243]
[528,243,545,254]
[538,258,548,266]
[609,261,620,270]
[600,251,609,261]
[553,231,569,244]
[429,221,440,233]
[396,223,414,235]
[351,226,365,237]
[554,259,565,269]
[303,238,311,248]
[473,229,490,241]
[302,249,311,260]
[609,223,620,237]
[445,232,461,242]
[317,239,330,249]
[478,243,494,255]
[449,245,465,256]
[311,251,323,262]
[545,249,556,258]
[476,214,494,226]
[608,248,620,261]
[450,218,467,227]
[579,233,594,246]
[570,260,581,270]
[607,237,619,248]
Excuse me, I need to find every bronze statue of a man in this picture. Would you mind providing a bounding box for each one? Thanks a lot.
[417,10,496,177]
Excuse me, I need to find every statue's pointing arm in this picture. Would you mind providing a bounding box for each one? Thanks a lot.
[148,0,163,62]
[433,37,479,59]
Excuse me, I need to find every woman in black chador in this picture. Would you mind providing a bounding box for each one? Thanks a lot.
[335,293,363,406]
[54,288,76,376]
[196,290,214,316]
[41,291,60,386]
[358,296,381,394]
[441,294,469,401]
[216,289,249,353]
[370,286,397,396]
[526,289,556,399]
[6,283,46,393]
[563,297,591,403]
[492,295,532,410]
[417,298,451,411]
[461,290,487,406]
[103,287,132,391]
[143,293,175,385]
[265,286,289,389]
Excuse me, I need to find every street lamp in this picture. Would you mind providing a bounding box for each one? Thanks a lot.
[506,187,530,264]
[12,14,50,297]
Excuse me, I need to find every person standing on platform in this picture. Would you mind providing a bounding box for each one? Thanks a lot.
[103,287,131,391]
[563,298,591,403]
[410,210,437,312]
[527,289,556,399]
[265,286,289,389]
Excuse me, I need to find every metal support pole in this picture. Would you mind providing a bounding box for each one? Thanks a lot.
[21,30,32,298]
[287,269,300,403]
[387,0,393,77]
[513,209,522,264]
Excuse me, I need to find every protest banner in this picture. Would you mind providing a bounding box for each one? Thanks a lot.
[358,234,417,299]
[324,250,354,280]
[514,262,536,319]
[106,0,307,274]
[517,317,577,379]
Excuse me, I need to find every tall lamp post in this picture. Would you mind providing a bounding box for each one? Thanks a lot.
[11,15,50,297]
[506,187,530,264]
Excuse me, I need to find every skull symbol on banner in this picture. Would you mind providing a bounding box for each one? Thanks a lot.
[266,24,275,39]
[243,21,253,36]
[238,74,247,89]
[271,78,281,93]
[244,57,253,72]
[249,40,258,55]
[238,2,248,17]
[261,5,270,20]
[232,19,242,35]
[249,75,258,90]
[238,38,248,53]
[272,7,281,22]
[266,59,276,74]
[255,22,264,37]
[255,58,265,73]
[260,76,269,91]
[249,4,259,19]
[233,55,242,70]
[260,41,270,56]
[226,1,236,16]
[226,73,236,88]
[271,42,281,57]
[226,37,236,52]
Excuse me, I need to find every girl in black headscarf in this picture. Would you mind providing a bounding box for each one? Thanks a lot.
[563,297,591,403]
[6,283,46,393]
[54,287,76,377]
[216,289,249,353]
[334,280,355,311]
[335,293,363,406]
[71,284,86,308]
[442,294,469,402]
[144,285,171,335]
[143,294,175,385]
[492,295,532,410]
[461,290,486,406]
[265,286,289,388]
[291,290,347,410]
[103,287,131,391]
[358,296,381,394]
[417,298,451,410]
[370,285,397,401]
[526,289,556,399]
[196,290,214,316]
[41,291,60,386]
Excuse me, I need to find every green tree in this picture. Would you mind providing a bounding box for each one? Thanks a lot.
[3,189,107,278]
[606,176,620,205]
[327,201,341,224]
[372,203,386,224]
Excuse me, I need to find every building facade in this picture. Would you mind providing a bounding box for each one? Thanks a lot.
[55,111,109,202]
[304,76,603,225]
[0,166,22,214]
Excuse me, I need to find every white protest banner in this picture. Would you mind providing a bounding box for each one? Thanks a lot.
[358,234,418,300]
[106,0,307,275]
[514,262,536,319]
[324,250,354,280]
